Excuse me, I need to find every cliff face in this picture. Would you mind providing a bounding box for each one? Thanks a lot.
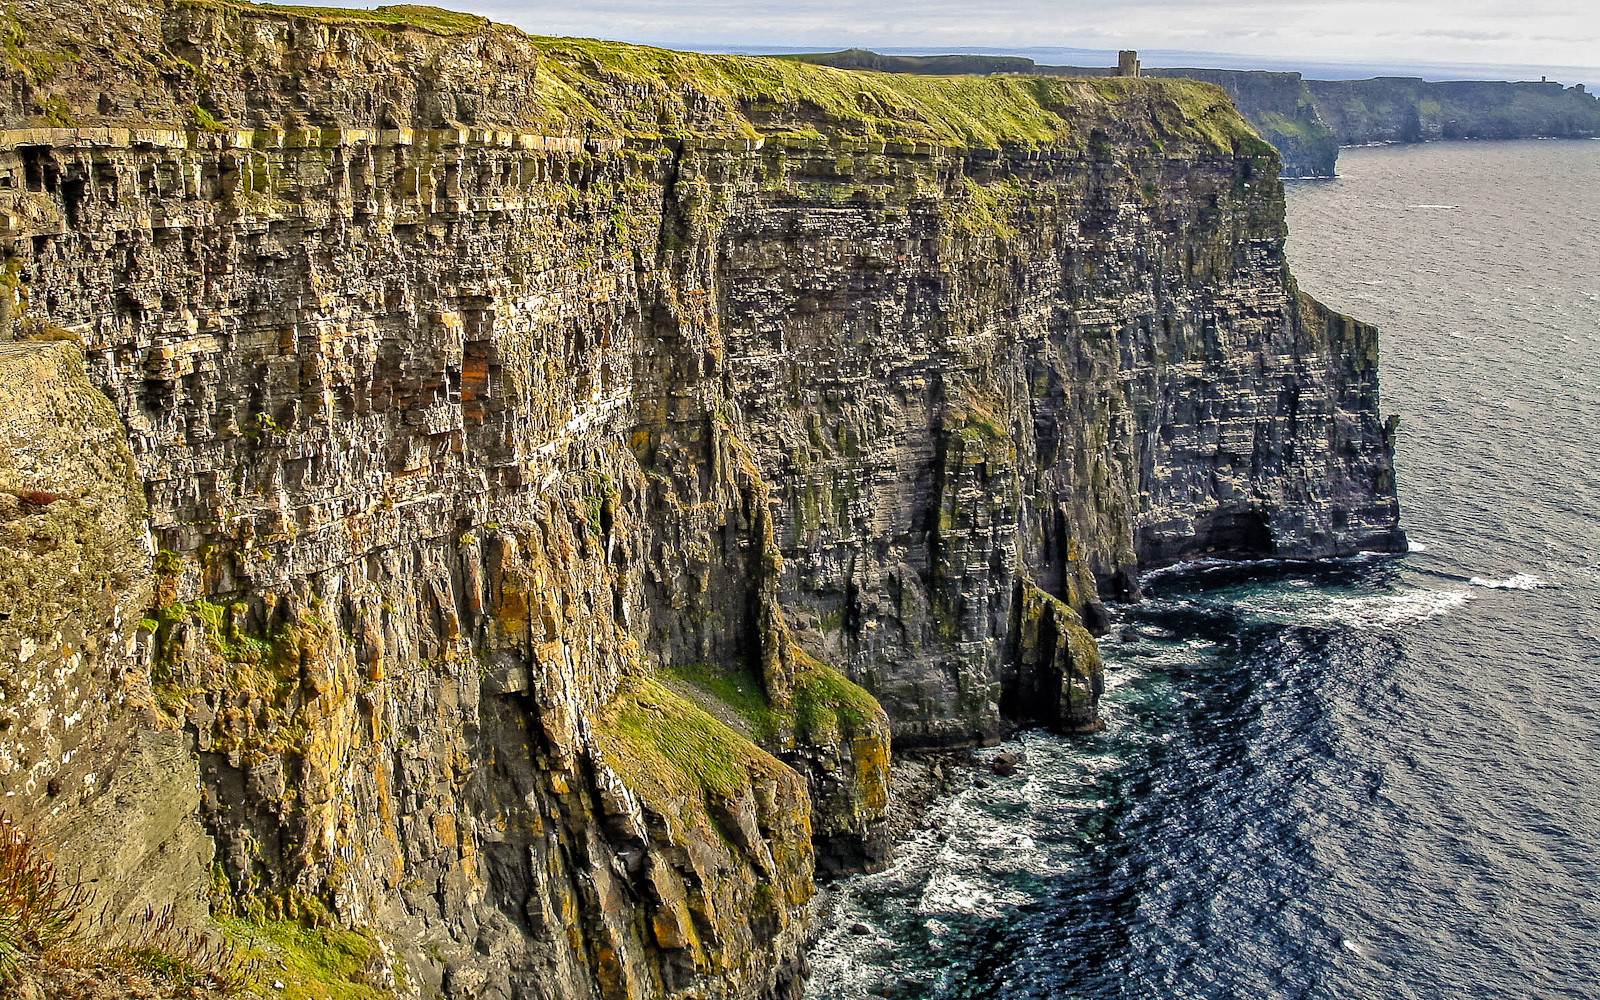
[1141,70,1338,176]
[0,2,1400,997]
[794,50,1600,175]
[792,52,1342,177]
[715,134,1399,746]
[1307,77,1600,144]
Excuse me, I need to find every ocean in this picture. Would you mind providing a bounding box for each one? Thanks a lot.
[804,139,1600,1000]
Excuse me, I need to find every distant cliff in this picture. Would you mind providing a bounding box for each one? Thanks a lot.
[1144,70,1337,176]
[0,2,1400,997]
[791,50,1600,176]
[788,53,1340,176]
[1306,77,1600,144]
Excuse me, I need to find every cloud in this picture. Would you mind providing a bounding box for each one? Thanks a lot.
[309,0,1600,82]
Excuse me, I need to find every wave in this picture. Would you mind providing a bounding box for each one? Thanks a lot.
[1314,588,1472,629]
[1468,573,1548,590]
[1224,586,1473,631]
[1139,549,1394,585]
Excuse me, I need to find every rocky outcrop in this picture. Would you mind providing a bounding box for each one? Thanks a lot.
[1003,582,1104,733]
[0,2,1400,997]
[0,339,215,929]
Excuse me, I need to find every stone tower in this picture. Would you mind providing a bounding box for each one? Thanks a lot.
[1117,50,1141,77]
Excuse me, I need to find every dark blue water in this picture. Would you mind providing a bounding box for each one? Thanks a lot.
[805,140,1600,1000]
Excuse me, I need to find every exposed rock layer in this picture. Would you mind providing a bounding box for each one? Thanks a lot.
[0,3,1400,997]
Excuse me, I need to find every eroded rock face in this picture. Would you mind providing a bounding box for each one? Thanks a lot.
[0,2,1399,997]
[718,142,1402,747]
[0,339,213,928]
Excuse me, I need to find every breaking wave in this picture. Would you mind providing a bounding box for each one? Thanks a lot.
[1468,573,1548,590]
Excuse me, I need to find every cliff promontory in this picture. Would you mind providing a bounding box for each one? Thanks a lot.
[0,2,1401,996]
[1306,76,1600,144]
[793,50,1600,177]
[791,52,1342,176]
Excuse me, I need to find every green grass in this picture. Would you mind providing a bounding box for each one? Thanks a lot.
[597,678,786,803]
[158,598,278,665]
[1130,76,1265,154]
[665,653,884,747]
[666,662,777,741]
[220,916,392,1000]
[524,39,1258,149]
[191,102,227,132]
[791,658,879,743]
[217,2,488,35]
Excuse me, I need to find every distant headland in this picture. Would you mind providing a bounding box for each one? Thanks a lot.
[784,49,1600,176]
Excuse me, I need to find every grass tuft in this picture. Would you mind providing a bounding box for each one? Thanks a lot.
[0,817,89,981]
[0,817,256,993]
[232,2,488,35]
[598,678,786,802]
[790,654,880,743]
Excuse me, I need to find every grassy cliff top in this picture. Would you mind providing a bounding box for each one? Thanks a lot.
[214,1,491,33]
[527,35,1260,150]
[0,0,1268,155]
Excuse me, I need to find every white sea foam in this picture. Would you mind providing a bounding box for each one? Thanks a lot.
[1468,573,1547,590]
[1316,588,1472,629]
[1236,586,1471,630]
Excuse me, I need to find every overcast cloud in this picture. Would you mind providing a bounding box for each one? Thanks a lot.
[327,0,1600,83]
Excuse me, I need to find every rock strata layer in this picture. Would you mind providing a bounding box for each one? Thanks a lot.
[0,2,1400,997]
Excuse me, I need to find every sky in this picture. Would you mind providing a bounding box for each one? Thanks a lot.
[318,0,1600,84]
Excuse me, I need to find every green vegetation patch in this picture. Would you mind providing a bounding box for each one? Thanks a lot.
[147,597,327,726]
[220,2,488,35]
[0,13,79,85]
[522,35,1260,151]
[220,916,393,1000]
[597,679,786,804]
[665,652,883,748]
[1129,76,1264,153]
[666,661,777,742]
[950,174,1023,240]
[790,653,880,744]
[1251,110,1325,146]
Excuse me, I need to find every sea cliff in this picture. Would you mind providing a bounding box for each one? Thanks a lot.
[793,50,1600,177]
[0,2,1401,996]
[1306,77,1600,144]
